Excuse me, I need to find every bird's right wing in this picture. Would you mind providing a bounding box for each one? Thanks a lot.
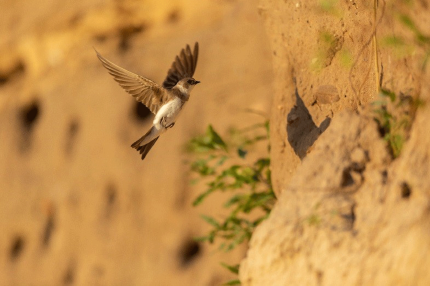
[95,49,171,114]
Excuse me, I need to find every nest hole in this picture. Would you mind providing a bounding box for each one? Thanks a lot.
[20,100,40,131]
[133,102,151,122]
[178,239,201,267]
[401,182,411,199]
[10,235,25,261]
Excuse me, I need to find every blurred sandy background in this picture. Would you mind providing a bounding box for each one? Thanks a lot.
[0,0,273,285]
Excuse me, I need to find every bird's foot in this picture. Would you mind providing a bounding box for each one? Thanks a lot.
[160,117,175,129]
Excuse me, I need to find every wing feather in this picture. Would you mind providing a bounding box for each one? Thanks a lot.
[95,49,171,114]
[162,42,199,89]
[184,45,193,72]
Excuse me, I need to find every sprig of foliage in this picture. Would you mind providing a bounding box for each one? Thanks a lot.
[189,121,274,251]
[375,7,429,157]
[382,10,430,69]
[372,88,417,158]
[187,121,275,284]
[221,263,240,285]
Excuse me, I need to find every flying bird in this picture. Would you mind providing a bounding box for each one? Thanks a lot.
[95,43,200,160]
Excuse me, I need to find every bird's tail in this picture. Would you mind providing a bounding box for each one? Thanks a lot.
[131,128,160,160]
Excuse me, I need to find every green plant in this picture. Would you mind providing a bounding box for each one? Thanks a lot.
[374,4,429,157]
[317,0,342,17]
[220,263,240,285]
[187,121,275,284]
[372,88,416,158]
[311,30,345,71]
[382,8,430,70]
[306,214,322,226]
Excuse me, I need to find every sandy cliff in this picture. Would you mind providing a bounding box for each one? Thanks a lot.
[240,0,430,285]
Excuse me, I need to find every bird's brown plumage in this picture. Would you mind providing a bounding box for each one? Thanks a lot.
[95,43,199,160]
[95,50,172,114]
[162,43,199,89]
[94,43,199,114]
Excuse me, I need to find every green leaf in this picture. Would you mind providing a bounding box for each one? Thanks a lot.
[221,263,239,274]
[389,134,404,158]
[216,155,228,167]
[191,158,215,176]
[207,125,228,151]
[193,189,214,206]
[307,214,321,226]
[193,236,210,242]
[255,158,270,171]
[264,120,270,135]
[380,88,396,102]
[208,231,216,243]
[224,194,244,208]
[399,14,417,32]
[226,232,249,252]
[371,100,386,106]
[223,279,241,285]
[200,215,220,228]
[221,165,240,178]
[383,35,406,47]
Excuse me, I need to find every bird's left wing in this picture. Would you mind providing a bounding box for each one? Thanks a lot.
[95,49,172,114]
[162,42,199,89]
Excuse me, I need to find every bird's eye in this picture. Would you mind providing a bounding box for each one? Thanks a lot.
[187,79,193,84]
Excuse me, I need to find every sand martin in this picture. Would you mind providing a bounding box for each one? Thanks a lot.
[95,43,199,160]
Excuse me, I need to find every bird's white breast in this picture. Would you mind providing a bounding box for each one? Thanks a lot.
[153,97,183,127]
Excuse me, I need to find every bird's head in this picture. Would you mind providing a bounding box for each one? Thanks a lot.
[175,77,200,95]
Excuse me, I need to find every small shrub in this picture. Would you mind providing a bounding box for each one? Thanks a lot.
[187,121,275,284]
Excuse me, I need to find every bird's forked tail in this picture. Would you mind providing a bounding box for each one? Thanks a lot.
[131,128,159,160]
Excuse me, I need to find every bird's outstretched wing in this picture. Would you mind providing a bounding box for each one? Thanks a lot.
[95,49,171,114]
[162,42,199,89]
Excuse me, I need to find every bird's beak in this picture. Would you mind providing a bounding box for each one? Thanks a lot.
[195,80,200,85]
